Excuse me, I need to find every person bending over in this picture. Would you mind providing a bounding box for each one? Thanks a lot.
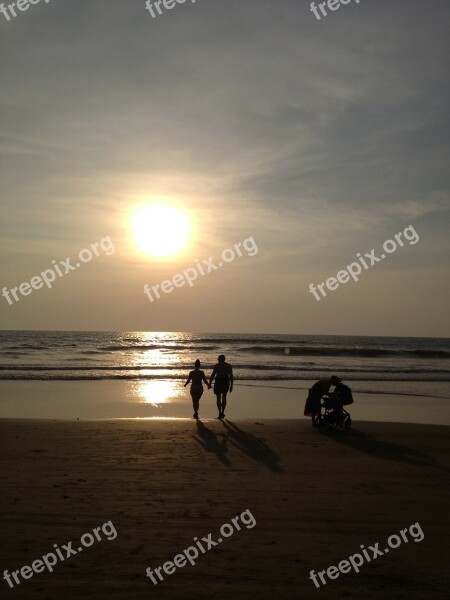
[304,375,341,426]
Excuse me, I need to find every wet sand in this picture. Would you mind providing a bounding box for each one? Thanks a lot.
[1,379,449,424]
[0,419,449,599]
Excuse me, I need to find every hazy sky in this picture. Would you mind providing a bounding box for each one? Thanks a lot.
[1,0,449,336]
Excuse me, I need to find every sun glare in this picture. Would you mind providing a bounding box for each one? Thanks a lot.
[132,204,190,258]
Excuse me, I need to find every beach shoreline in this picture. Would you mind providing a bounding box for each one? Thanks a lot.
[1,379,449,425]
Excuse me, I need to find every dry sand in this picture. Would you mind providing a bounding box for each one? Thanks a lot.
[0,418,449,599]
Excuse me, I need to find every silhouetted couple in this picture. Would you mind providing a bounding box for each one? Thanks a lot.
[184,355,233,420]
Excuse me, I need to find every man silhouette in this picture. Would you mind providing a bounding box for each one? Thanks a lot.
[209,355,233,419]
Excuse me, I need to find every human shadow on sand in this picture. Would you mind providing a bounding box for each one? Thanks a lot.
[319,428,449,472]
[220,420,284,473]
[192,420,231,467]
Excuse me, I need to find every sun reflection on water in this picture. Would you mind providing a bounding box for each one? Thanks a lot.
[133,380,183,407]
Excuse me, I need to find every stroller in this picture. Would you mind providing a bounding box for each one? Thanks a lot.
[314,383,353,429]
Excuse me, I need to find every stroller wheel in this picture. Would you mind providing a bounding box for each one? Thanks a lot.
[313,414,323,427]
[344,416,352,429]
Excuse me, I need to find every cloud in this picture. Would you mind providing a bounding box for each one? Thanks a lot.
[0,0,449,332]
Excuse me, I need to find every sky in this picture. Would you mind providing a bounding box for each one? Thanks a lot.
[0,0,449,336]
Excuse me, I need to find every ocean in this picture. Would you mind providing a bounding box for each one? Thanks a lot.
[0,331,449,383]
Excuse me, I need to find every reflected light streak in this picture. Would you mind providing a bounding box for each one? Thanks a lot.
[134,380,183,406]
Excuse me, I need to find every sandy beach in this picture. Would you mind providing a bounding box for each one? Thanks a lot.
[1,418,449,599]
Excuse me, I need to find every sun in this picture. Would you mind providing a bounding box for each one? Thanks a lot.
[132,204,190,258]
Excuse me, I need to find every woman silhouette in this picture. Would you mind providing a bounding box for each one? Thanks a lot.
[184,359,210,419]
